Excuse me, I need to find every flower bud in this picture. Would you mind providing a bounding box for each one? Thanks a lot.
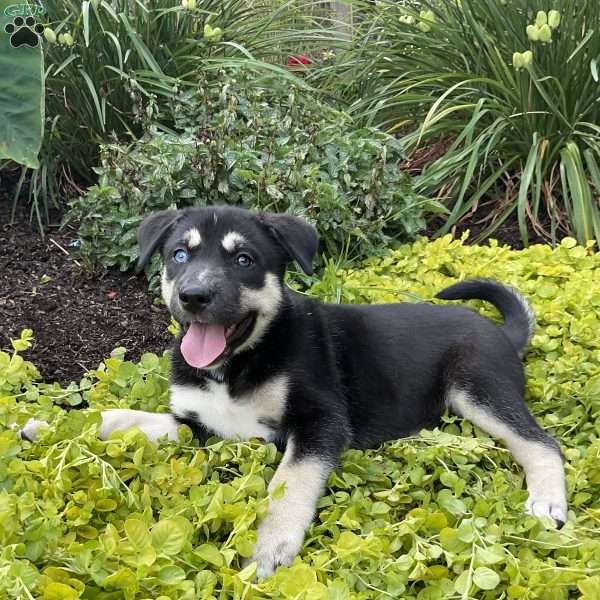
[535,11,547,27]
[203,23,223,41]
[522,50,533,67]
[538,23,552,43]
[548,10,560,29]
[512,52,524,69]
[526,24,539,42]
[43,28,56,44]
[417,10,435,32]
[58,32,74,46]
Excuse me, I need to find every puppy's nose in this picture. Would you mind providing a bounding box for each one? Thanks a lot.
[178,286,214,312]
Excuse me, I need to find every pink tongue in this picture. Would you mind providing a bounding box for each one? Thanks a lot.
[181,322,226,368]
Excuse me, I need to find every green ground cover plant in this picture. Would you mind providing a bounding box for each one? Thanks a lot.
[321,0,600,246]
[2,237,599,599]
[68,69,434,273]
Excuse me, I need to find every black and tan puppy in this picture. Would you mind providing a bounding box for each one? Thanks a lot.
[22,206,567,578]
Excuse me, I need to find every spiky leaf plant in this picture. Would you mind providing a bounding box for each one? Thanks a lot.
[324,0,600,246]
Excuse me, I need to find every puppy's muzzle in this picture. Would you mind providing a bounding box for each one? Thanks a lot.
[178,285,215,314]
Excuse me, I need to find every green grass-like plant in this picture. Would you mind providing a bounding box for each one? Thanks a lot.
[323,0,600,246]
[2,237,599,598]
[10,0,339,224]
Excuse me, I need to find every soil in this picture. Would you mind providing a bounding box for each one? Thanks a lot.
[420,201,551,250]
[0,195,171,386]
[0,172,552,386]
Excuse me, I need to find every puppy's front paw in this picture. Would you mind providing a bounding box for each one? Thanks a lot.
[526,495,567,527]
[248,519,305,578]
[18,418,49,442]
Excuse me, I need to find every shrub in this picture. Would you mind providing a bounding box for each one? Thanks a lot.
[323,0,600,246]
[3,237,599,598]
[68,70,434,273]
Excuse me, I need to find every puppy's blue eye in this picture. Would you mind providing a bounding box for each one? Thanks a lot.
[236,253,253,267]
[173,249,188,263]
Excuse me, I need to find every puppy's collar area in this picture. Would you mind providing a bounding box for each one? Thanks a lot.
[179,313,256,369]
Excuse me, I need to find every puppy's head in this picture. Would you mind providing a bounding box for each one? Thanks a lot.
[137,206,318,369]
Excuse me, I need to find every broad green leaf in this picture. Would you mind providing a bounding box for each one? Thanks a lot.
[158,565,186,585]
[578,576,600,598]
[0,0,44,168]
[475,545,505,565]
[454,570,472,595]
[151,519,186,555]
[437,489,467,516]
[473,567,501,590]
[42,582,79,600]
[275,563,318,597]
[103,568,138,592]
[195,544,223,567]
[124,519,151,549]
[138,545,156,568]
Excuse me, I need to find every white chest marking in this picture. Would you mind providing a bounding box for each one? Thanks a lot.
[169,375,288,441]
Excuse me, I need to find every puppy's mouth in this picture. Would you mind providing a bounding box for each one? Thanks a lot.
[180,314,256,369]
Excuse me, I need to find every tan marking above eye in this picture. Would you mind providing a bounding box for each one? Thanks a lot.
[183,228,202,249]
[222,231,247,253]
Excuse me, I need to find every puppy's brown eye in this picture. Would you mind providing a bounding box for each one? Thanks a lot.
[236,253,253,267]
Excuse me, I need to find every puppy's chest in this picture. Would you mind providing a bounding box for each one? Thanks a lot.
[169,375,287,441]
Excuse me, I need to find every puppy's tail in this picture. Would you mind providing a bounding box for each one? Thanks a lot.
[436,279,535,357]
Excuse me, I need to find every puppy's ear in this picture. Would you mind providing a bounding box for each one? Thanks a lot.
[136,209,181,273]
[259,213,318,275]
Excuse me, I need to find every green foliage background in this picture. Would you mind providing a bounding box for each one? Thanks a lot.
[40,0,323,185]
[10,0,338,223]
[319,0,600,246]
[1,238,599,599]
[68,70,433,273]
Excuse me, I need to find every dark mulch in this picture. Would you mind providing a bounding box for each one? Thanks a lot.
[420,194,558,249]
[0,198,171,386]
[401,134,559,249]
[420,203,551,250]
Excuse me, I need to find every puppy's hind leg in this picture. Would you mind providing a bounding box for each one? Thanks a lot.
[448,387,567,526]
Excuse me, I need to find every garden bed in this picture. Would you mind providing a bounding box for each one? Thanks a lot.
[2,232,598,599]
[0,200,171,385]
[0,192,552,386]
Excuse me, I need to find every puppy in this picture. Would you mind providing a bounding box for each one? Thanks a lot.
[22,206,567,578]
